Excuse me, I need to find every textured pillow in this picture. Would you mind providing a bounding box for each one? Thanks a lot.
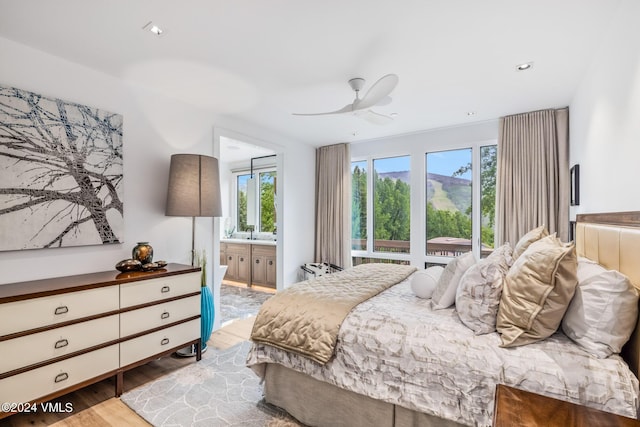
[455,244,513,334]
[497,234,578,347]
[485,243,514,273]
[562,258,639,358]
[512,225,549,260]
[411,266,444,299]
[432,252,476,309]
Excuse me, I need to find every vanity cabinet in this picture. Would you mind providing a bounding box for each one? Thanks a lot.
[251,245,277,289]
[221,241,276,288]
[220,243,250,284]
[0,264,201,418]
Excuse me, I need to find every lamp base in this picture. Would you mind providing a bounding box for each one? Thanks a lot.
[175,343,207,357]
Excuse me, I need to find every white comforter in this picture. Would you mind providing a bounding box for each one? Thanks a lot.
[247,278,640,426]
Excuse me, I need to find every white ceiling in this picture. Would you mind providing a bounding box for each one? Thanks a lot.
[0,0,621,147]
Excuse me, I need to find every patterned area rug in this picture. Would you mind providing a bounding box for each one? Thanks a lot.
[219,285,273,325]
[121,341,301,426]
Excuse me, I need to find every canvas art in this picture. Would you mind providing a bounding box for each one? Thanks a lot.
[0,85,123,251]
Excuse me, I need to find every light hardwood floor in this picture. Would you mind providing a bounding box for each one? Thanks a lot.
[0,317,256,427]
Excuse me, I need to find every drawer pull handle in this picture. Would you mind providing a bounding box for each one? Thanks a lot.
[54,372,69,383]
[161,286,170,293]
[240,257,244,262]
[54,339,69,349]
[255,259,260,264]
[54,306,69,315]
[161,338,170,346]
[161,312,170,320]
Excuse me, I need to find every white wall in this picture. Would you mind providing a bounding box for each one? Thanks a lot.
[569,0,640,215]
[0,37,316,328]
[0,36,215,284]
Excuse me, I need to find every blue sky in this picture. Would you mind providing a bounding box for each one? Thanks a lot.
[353,149,472,179]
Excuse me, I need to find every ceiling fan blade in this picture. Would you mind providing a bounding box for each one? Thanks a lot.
[354,74,398,110]
[375,96,392,106]
[292,104,353,116]
[354,109,394,125]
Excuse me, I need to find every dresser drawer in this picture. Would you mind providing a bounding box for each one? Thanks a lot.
[120,295,200,337]
[0,344,119,403]
[0,287,119,337]
[120,319,200,367]
[0,314,119,374]
[120,272,200,308]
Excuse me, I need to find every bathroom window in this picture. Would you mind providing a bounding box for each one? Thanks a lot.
[235,169,277,233]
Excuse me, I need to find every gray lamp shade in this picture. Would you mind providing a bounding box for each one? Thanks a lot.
[166,154,222,217]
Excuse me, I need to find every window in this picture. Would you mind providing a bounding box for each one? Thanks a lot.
[425,148,472,256]
[425,145,497,258]
[259,171,276,232]
[479,145,497,256]
[237,174,250,231]
[351,161,367,250]
[235,169,277,233]
[351,144,495,264]
[373,156,411,254]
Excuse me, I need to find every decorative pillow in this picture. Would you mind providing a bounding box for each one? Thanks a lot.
[512,225,549,260]
[456,258,507,335]
[485,243,514,273]
[411,266,444,299]
[497,234,578,347]
[562,258,639,358]
[431,252,476,309]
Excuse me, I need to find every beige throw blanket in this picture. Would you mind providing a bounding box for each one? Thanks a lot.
[250,263,416,364]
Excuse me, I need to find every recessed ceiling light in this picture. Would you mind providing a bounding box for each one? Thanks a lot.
[467,111,476,116]
[516,62,533,71]
[142,21,164,36]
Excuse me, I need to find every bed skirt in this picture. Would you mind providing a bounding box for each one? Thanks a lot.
[263,363,463,427]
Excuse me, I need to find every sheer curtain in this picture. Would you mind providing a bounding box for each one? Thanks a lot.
[315,143,352,268]
[496,107,570,245]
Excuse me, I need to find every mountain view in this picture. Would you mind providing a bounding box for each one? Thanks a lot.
[378,171,472,216]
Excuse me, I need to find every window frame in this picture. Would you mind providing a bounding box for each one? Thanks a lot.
[232,166,277,233]
[351,139,496,266]
[351,153,412,263]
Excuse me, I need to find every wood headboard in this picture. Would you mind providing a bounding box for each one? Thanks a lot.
[575,211,640,378]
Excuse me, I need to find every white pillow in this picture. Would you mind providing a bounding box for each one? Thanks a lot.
[562,258,639,358]
[431,252,476,309]
[411,266,444,299]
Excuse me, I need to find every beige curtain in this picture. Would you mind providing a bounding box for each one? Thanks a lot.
[315,143,352,268]
[496,107,570,245]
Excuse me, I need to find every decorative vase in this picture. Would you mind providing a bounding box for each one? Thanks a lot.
[132,242,153,264]
[201,285,215,352]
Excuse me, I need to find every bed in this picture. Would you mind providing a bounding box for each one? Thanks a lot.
[246,212,640,426]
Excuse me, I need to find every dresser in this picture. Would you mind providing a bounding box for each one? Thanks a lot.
[0,264,201,418]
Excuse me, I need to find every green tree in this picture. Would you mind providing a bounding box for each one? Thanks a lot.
[451,145,497,247]
[351,165,367,248]
[260,172,276,232]
[374,173,410,244]
[426,202,471,241]
[238,188,247,231]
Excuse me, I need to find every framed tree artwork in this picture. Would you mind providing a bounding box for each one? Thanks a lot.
[0,85,123,251]
[570,164,580,206]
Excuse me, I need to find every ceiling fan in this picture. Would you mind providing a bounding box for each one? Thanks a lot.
[293,74,399,125]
